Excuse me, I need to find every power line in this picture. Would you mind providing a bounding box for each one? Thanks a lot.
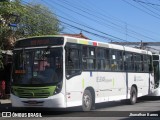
[83,0,160,40]
[44,0,131,40]
[22,0,160,44]
[60,0,125,31]
[122,0,160,20]
[45,0,127,36]
[71,0,126,24]
[133,0,160,6]
[145,0,160,14]
[39,0,130,42]
[21,0,126,43]
[133,0,160,18]
[53,0,160,42]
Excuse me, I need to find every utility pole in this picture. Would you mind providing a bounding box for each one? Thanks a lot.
[140,40,143,49]
[125,22,128,41]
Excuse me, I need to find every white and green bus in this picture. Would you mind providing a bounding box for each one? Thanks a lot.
[11,35,154,111]
[150,54,160,96]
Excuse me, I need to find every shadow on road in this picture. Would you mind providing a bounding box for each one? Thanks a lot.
[0,103,11,112]
[0,96,159,117]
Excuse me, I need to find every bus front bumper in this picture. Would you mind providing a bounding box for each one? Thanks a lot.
[11,93,66,108]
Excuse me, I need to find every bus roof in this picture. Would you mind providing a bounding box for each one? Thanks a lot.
[17,35,63,41]
[16,35,152,55]
[65,36,152,55]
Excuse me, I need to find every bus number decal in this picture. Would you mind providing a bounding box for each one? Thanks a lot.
[96,76,112,83]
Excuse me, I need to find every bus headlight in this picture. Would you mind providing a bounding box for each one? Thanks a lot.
[54,82,62,95]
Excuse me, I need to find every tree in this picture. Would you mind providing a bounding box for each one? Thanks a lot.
[0,0,62,68]
[0,49,3,69]
[19,3,62,37]
[0,0,62,49]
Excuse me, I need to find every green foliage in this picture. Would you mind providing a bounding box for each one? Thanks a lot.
[0,0,62,49]
[0,48,3,69]
[18,3,61,37]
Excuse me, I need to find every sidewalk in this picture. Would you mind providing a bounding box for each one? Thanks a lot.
[0,99,11,104]
[0,99,12,112]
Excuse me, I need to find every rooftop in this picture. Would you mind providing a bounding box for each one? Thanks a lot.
[61,33,89,39]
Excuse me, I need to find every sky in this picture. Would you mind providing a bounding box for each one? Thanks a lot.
[23,0,160,43]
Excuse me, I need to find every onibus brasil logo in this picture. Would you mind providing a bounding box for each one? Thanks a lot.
[1,112,42,117]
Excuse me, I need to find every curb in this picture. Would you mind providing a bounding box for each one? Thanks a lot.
[0,99,11,104]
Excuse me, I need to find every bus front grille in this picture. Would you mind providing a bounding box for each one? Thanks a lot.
[16,87,51,98]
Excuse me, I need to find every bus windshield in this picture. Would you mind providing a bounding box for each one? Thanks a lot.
[12,47,63,86]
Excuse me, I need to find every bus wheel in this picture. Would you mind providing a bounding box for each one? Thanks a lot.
[82,90,92,111]
[130,87,137,105]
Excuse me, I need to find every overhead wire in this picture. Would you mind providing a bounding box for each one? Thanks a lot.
[21,0,126,43]
[47,0,148,42]
[45,0,128,36]
[55,0,160,42]
[122,0,160,20]
[43,0,131,40]
[21,0,160,45]
[84,0,160,41]
[145,0,160,12]
[133,0,160,6]
[38,0,131,42]
[134,0,160,18]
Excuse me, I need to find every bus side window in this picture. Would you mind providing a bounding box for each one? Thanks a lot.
[116,51,123,71]
[110,50,117,71]
[143,55,148,72]
[105,48,111,70]
[125,52,134,71]
[149,55,153,72]
[65,43,81,79]
[82,46,96,70]
[97,48,105,71]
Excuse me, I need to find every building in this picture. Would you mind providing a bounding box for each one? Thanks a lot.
[61,33,89,39]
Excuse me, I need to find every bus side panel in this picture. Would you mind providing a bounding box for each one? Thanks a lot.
[66,72,98,107]
[97,72,126,102]
[127,73,150,98]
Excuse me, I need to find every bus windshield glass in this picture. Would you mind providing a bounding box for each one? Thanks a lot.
[12,47,63,85]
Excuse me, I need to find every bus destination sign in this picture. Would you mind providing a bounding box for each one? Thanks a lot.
[15,37,64,48]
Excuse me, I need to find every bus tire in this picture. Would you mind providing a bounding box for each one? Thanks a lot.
[130,87,137,105]
[82,89,93,111]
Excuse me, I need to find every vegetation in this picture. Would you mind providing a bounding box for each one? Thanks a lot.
[0,49,3,69]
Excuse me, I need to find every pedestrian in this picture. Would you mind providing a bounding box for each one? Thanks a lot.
[1,80,6,99]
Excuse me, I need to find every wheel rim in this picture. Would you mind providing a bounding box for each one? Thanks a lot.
[83,94,91,108]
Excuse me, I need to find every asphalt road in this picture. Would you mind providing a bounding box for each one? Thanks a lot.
[0,96,160,120]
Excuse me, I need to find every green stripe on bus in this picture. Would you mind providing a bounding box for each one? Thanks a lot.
[82,78,84,89]
[12,86,56,98]
[112,78,115,87]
